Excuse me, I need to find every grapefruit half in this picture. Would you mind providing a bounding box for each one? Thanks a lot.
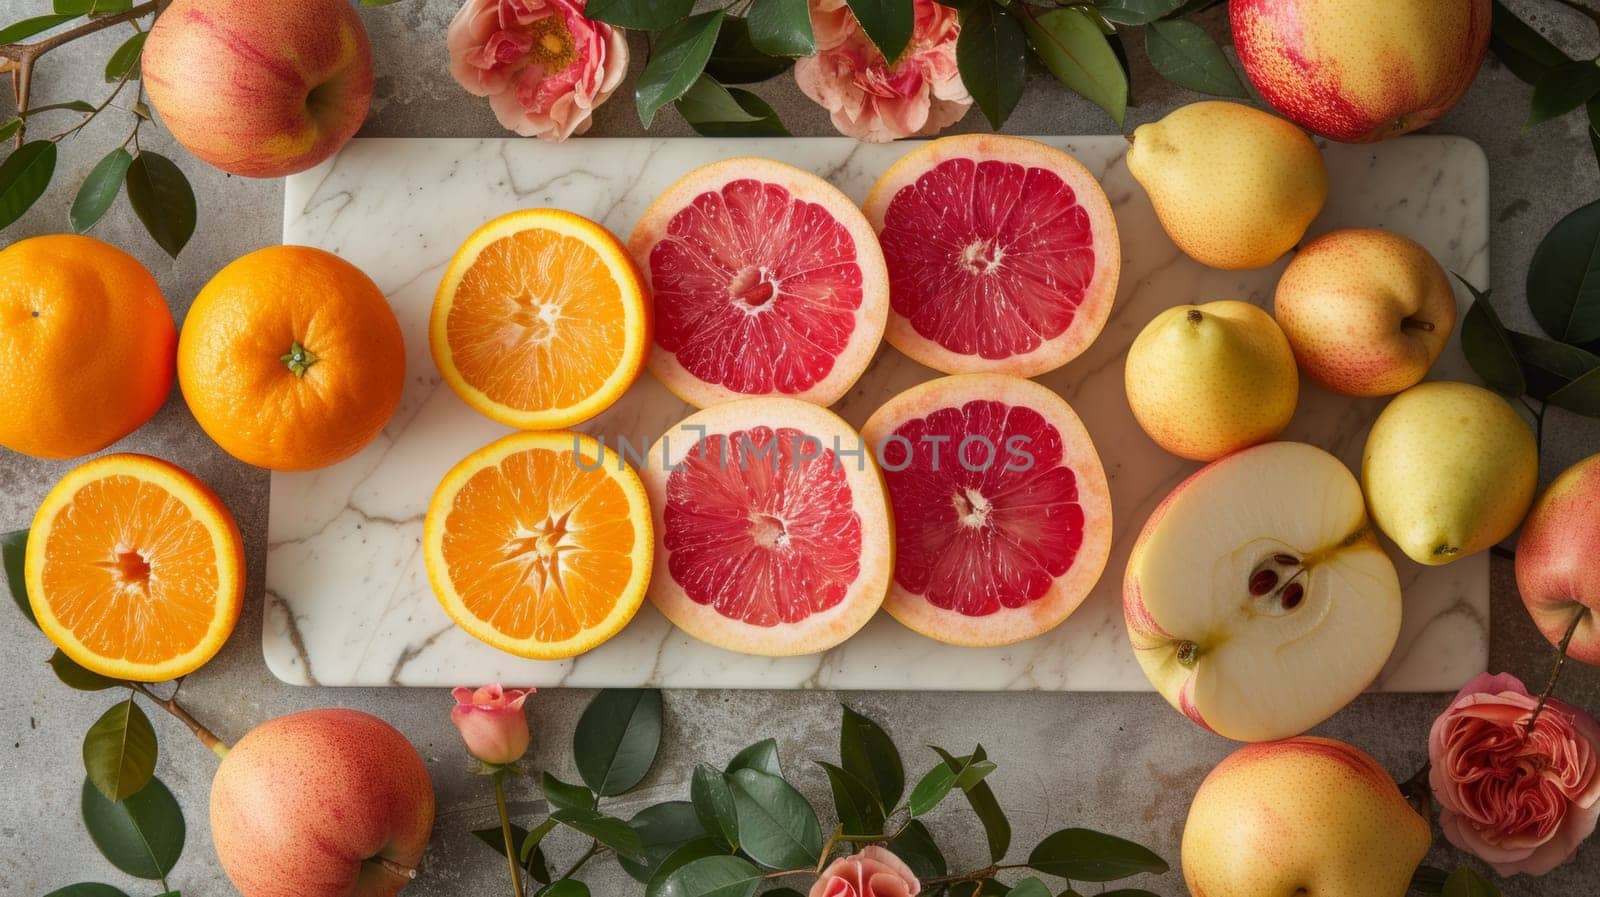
[643,398,892,656]
[629,158,889,409]
[861,374,1111,646]
[863,135,1121,377]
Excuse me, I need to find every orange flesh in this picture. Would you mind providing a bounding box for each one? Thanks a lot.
[40,475,219,664]
[448,229,628,412]
[440,447,639,642]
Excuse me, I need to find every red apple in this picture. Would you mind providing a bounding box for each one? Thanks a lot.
[210,708,435,897]
[1230,0,1491,143]
[1516,453,1600,665]
[143,0,373,178]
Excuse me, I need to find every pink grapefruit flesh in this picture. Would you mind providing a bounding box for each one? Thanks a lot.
[861,374,1111,646]
[643,397,892,656]
[630,158,889,409]
[864,135,1121,377]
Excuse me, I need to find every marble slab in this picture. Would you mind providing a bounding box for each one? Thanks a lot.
[268,135,1490,690]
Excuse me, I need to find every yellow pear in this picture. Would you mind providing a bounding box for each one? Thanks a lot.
[1183,737,1431,897]
[1362,380,1537,565]
[1125,300,1298,461]
[1128,101,1328,270]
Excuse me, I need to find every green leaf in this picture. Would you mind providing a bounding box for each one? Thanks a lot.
[19,100,96,118]
[706,17,795,84]
[537,882,591,897]
[84,697,158,801]
[691,764,740,850]
[1095,0,1184,25]
[957,1,1027,129]
[1145,19,1248,98]
[1455,276,1526,398]
[1589,95,1600,171]
[541,772,597,812]
[619,801,707,883]
[1027,828,1169,882]
[645,838,729,897]
[1442,866,1500,897]
[726,767,822,870]
[817,760,885,834]
[846,0,915,62]
[931,745,1009,862]
[2,529,36,629]
[80,775,185,880]
[587,0,693,29]
[909,756,961,817]
[1490,0,1572,85]
[1508,331,1600,399]
[1008,879,1052,897]
[637,11,725,127]
[0,140,57,230]
[1410,866,1449,895]
[686,89,790,137]
[552,808,646,861]
[71,147,133,234]
[519,818,558,883]
[104,30,147,82]
[888,818,947,881]
[840,705,904,812]
[1528,59,1600,127]
[474,822,547,882]
[676,75,764,126]
[574,688,662,796]
[124,152,195,257]
[1548,366,1600,416]
[653,854,763,897]
[51,649,121,690]
[764,891,806,897]
[1022,8,1128,127]
[726,738,782,776]
[1528,198,1600,345]
[748,0,814,57]
[43,886,133,897]
[0,120,18,143]
[0,13,78,44]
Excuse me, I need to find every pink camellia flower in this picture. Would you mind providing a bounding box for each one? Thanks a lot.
[809,845,920,897]
[451,684,533,765]
[794,0,971,143]
[447,0,629,141]
[1429,672,1600,875]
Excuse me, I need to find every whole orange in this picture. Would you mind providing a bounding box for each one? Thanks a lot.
[0,235,176,459]
[178,246,405,471]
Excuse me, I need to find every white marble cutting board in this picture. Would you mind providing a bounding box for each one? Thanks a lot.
[268,136,1490,690]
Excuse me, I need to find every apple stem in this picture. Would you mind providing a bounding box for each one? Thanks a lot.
[372,855,419,880]
[1524,606,1587,736]
[493,770,526,897]
[128,680,229,757]
[1400,316,1435,333]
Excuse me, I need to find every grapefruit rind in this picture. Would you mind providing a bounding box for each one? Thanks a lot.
[629,157,890,410]
[423,431,654,660]
[863,135,1121,378]
[643,398,893,657]
[431,209,651,430]
[861,373,1112,647]
[25,453,245,682]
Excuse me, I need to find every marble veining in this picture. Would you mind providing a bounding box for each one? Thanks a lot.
[269,136,1490,690]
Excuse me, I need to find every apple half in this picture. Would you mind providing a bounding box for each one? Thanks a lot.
[1124,441,1402,742]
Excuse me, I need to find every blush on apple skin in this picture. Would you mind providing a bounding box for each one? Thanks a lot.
[1230,0,1491,143]
[1516,453,1600,665]
[143,0,374,178]
[210,708,435,897]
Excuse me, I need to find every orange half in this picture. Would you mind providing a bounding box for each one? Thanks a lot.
[431,209,651,429]
[424,431,653,659]
[25,454,245,682]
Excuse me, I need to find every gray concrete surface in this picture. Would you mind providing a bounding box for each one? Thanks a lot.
[2,2,1598,894]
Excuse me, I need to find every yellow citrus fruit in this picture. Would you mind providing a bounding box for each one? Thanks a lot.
[431,209,650,429]
[26,454,245,681]
[424,431,652,659]
[0,235,176,459]
[178,246,406,471]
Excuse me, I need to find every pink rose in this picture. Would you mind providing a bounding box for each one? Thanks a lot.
[1429,672,1600,876]
[809,846,920,897]
[447,0,629,141]
[794,0,971,143]
[451,683,533,765]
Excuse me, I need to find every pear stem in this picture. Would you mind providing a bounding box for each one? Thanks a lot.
[128,680,229,757]
[1401,316,1435,333]
[1524,606,1587,736]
